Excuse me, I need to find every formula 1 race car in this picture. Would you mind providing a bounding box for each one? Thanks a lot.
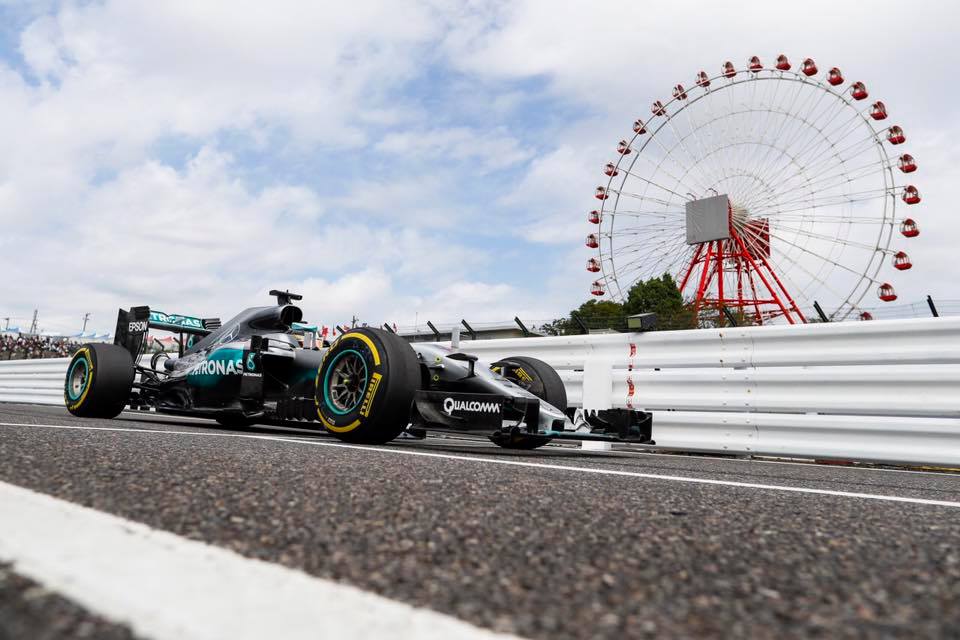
[64,291,653,449]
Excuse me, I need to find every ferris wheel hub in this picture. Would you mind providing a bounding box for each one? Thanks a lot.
[685,194,732,245]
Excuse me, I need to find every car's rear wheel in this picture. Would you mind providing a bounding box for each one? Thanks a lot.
[64,343,135,419]
[314,328,419,444]
[490,355,567,450]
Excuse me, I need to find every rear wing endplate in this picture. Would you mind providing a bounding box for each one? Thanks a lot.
[114,307,221,359]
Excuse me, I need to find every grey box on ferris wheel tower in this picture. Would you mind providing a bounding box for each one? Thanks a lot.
[685,194,731,245]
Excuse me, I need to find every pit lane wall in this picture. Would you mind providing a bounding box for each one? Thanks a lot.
[1,316,958,467]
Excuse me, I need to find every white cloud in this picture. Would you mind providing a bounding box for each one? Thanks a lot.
[1,0,958,334]
[375,127,533,172]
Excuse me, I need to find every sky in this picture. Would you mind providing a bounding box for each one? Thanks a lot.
[0,0,958,334]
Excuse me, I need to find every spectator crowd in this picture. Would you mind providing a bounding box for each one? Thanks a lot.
[0,335,81,360]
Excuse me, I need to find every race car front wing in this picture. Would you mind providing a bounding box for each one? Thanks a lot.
[411,390,654,444]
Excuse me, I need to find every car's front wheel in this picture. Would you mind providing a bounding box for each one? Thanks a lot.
[314,328,420,444]
[490,355,567,450]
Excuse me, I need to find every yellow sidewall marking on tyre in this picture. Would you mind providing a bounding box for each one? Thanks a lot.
[67,348,94,411]
[339,332,381,366]
[322,416,362,433]
[359,372,382,418]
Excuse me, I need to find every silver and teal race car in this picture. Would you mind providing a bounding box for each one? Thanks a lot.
[64,291,653,449]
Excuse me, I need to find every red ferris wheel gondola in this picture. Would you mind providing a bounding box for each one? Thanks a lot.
[902,185,921,205]
[870,101,888,120]
[900,218,920,237]
[892,251,912,270]
[878,283,898,302]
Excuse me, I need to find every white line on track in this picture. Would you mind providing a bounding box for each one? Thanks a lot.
[0,480,520,640]
[78,410,960,476]
[4,421,960,509]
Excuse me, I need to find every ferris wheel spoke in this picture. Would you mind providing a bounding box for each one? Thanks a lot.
[680,98,730,190]
[748,155,889,209]
[751,196,887,220]
[777,94,852,165]
[733,104,840,200]
[745,163,873,214]
[660,132,726,198]
[778,83,855,160]
[705,85,756,190]
[731,224,821,313]
[622,157,697,203]
[616,168,691,199]
[759,80,833,169]
[609,230,687,259]
[605,221,686,233]
[604,225,686,238]
[752,88,860,194]
[695,89,734,186]
[613,238,692,278]
[736,141,815,209]
[789,124,881,181]
[642,123,717,195]
[748,83,816,178]
[608,190,678,207]
[747,112,845,199]
[769,222,885,253]
[609,233,687,262]
[759,214,885,224]
[737,223,856,306]
[762,228,871,280]
[754,187,891,215]
[743,77,797,181]
[612,209,686,217]
[663,108,724,190]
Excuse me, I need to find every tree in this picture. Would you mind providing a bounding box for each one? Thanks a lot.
[623,273,684,318]
[539,299,625,336]
[575,299,628,332]
[539,274,697,335]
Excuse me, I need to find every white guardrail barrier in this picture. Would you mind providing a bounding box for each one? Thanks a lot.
[1,316,958,466]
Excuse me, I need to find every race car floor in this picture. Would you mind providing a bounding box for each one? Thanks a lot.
[1,403,959,639]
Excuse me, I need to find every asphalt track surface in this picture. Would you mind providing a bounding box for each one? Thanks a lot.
[1,403,959,639]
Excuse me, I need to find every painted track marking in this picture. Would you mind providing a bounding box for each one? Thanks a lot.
[0,480,520,640]
[3,421,960,509]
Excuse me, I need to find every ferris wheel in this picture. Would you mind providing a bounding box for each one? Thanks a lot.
[585,54,921,324]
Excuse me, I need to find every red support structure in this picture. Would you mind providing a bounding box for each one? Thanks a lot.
[678,199,806,325]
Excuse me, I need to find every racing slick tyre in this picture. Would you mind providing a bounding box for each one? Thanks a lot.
[314,328,419,445]
[64,343,135,419]
[490,355,567,450]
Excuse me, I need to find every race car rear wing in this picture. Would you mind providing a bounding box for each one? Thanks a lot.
[114,306,221,359]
